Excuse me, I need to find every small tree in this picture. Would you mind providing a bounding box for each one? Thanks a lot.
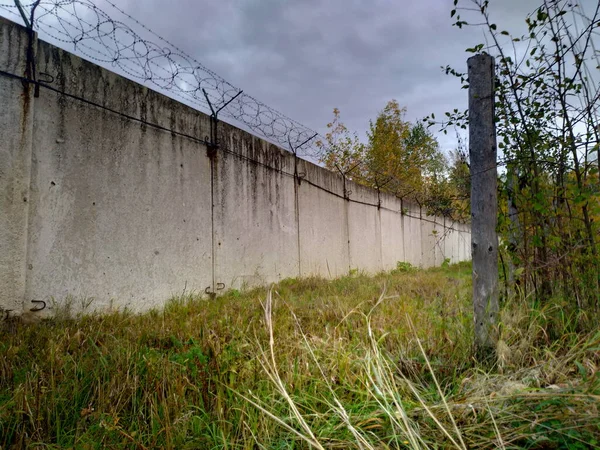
[366,100,447,200]
[316,108,365,179]
[436,0,600,328]
[318,103,460,218]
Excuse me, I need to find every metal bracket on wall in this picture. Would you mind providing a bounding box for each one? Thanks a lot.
[13,0,32,28]
[202,88,243,158]
[30,299,46,312]
[289,133,317,186]
[37,72,54,85]
[296,171,306,185]
[14,0,42,96]
[373,179,392,210]
[204,283,225,299]
[335,162,361,201]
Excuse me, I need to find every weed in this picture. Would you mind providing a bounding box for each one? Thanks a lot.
[392,261,418,274]
[0,262,598,448]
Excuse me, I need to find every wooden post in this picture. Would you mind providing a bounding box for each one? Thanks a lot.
[468,54,499,362]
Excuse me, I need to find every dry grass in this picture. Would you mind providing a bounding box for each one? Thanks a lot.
[1,262,599,449]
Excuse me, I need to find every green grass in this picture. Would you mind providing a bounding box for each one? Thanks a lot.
[1,262,599,449]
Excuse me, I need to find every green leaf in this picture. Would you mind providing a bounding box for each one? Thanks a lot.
[466,44,484,53]
[537,9,548,21]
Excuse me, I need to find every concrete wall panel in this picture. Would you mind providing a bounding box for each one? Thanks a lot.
[420,214,437,268]
[403,204,422,266]
[213,128,299,290]
[433,218,444,267]
[443,220,458,264]
[24,36,213,312]
[379,193,404,271]
[347,182,382,274]
[297,160,349,277]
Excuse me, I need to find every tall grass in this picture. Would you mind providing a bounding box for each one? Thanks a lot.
[1,262,599,448]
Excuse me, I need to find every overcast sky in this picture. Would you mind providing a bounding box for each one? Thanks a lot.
[2,0,597,154]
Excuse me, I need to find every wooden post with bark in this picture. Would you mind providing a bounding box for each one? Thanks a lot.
[468,54,499,362]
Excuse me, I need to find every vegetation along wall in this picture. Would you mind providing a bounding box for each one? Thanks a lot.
[0,17,471,316]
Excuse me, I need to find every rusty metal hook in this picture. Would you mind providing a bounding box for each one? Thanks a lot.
[30,299,46,312]
[38,71,54,84]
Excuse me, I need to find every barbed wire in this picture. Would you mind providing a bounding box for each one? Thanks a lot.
[0,0,325,158]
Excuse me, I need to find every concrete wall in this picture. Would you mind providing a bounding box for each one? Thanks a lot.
[213,128,299,290]
[297,159,350,278]
[347,183,382,274]
[379,194,405,270]
[0,19,34,316]
[0,18,471,316]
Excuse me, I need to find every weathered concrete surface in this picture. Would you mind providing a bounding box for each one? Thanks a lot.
[461,222,471,262]
[297,159,350,277]
[24,35,213,312]
[468,53,499,356]
[423,214,446,267]
[402,204,423,266]
[443,219,459,264]
[0,18,471,315]
[213,126,299,290]
[420,214,437,268]
[379,194,405,271]
[347,182,382,274]
[0,18,34,315]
